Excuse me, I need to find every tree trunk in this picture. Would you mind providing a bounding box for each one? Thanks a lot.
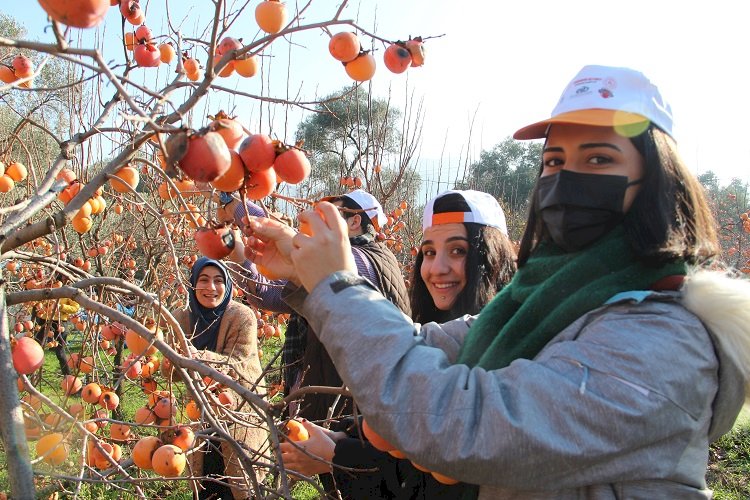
[0,280,35,499]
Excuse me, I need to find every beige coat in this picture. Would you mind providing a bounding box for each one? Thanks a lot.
[171,300,268,499]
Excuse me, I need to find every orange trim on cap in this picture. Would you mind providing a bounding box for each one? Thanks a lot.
[431,212,466,225]
[513,109,649,140]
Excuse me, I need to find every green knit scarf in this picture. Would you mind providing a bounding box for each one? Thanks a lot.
[456,228,685,499]
[457,226,686,369]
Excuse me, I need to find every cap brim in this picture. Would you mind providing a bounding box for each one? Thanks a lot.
[318,195,382,231]
[513,109,650,140]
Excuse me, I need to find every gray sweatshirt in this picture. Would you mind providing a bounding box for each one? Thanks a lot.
[284,270,748,500]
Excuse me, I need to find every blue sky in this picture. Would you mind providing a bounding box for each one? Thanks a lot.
[5,0,749,198]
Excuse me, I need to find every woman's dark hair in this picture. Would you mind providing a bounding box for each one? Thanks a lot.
[516,125,720,266]
[410,192,517,324]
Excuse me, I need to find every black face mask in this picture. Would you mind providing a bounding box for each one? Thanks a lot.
[535,170,641,252]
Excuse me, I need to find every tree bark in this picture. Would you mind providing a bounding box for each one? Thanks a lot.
[0,280,35,499]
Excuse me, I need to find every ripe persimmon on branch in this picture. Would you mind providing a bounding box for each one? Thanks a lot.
[0,0,431,497]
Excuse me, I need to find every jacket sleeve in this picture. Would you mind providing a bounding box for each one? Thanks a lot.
[283,285,473,362]
[232,260,293,313]
[417,315,476,363]
[300,271,719,490]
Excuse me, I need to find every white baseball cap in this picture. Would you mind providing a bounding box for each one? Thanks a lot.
[513,65,674,140]
[323,189,387,231]
[423,190,508,235]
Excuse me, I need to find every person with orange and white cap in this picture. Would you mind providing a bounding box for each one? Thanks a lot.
[245,64,750,499]
[278,189,517,499]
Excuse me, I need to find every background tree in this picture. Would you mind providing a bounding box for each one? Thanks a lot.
[0,2,434,498]
[456,137,541,240]
[294,85,423,206]
[699,173,750,271]
[0,14,76,185]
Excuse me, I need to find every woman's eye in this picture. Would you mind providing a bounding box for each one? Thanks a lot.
[422,249,435,257]
[450,247,467,256]
[588,155,612,165]
[543,157,563,168]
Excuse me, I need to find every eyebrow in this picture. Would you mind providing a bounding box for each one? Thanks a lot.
[197,273,224,280]
[421,236,470,247]
[543,142,622,153]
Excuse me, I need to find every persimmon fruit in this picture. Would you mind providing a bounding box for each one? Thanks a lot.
[61,375,83,395]
[383,43,412,74]
[151,444,186,477]
[406,38,425,67]
[170,425,195,451]
[172,130,232,183]
[234,54,259,77]
[210,151,246,192]
[5,161,27,182]
[217,37,243,56]
[110,165,139,193]
[124,320,162,357]
[153,396,177,420]
[285,419,309,442]
[132,436,162,470]
[243,166,276,200]
[56,168,77,184]
[124,31,136,51]
[134,406,156,425]
[211,111,246,150]
[38,0,110,29]
[36,432,68,466]
[82,382,103,404]
[274,147,310,184]
[110,423,132,442]
[362,418,395,452]
[134,43,161,67]
[238,133,276,172]
[255,0,287,34]
[213,55,235,77]
[100,321,125,341]
[345,52,376,82]
[185,400,201,421]
[71,213,93,234]
[194,225,236,260]
[135,24,152,43]
[12,55,33,79]
[0,66,15,83]
[329,32,360,62]
[158,43,175,63]
[0,175,14,193]
[12,336,44,374]
[99,391,120,410]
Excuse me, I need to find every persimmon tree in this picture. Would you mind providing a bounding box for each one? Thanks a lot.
[699,173,750,271]
[0,1,431,498]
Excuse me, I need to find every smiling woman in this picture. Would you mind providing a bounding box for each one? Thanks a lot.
[411,190,517,324]
[194,265,227,311]
[165,257,267,499]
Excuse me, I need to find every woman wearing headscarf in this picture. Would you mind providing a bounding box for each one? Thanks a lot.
[169,257,267,499]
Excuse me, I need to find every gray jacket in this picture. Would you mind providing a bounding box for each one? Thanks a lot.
[284,270,749,499]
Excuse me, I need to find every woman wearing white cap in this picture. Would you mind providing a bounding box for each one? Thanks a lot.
[410,190,516,325]
[278,190,516,499]
[246,65,750,499]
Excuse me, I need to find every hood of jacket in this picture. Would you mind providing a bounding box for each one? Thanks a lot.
[681,269,750,440]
